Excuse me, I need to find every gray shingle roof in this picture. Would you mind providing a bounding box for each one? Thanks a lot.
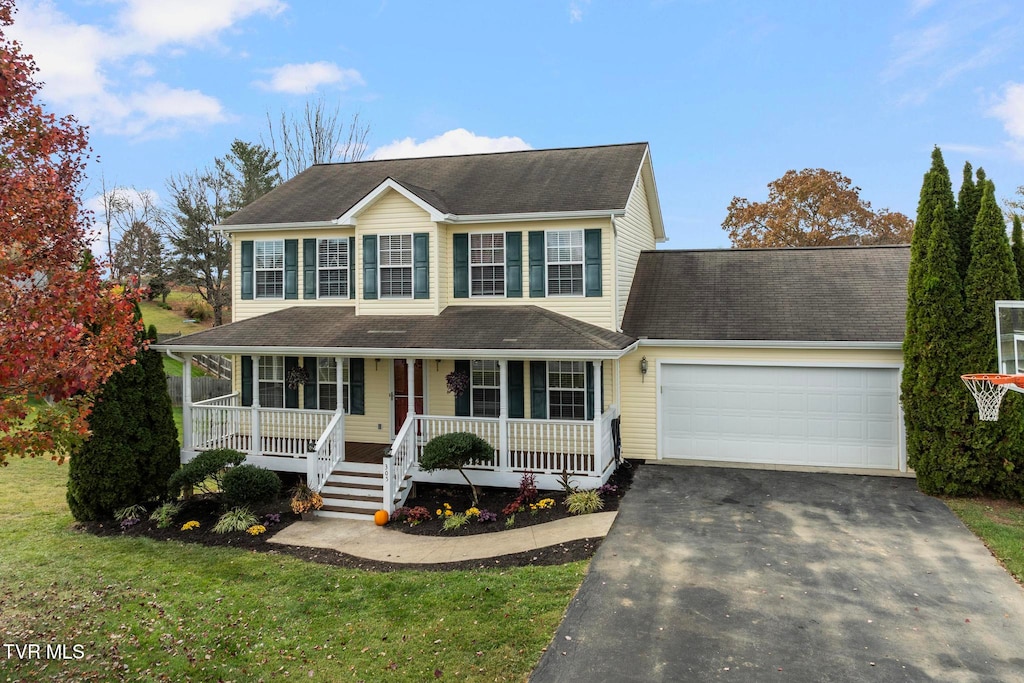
[621,246,910,343]
[160,305,635,354]
[222,143,649,226]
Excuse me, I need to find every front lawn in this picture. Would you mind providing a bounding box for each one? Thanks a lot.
[0,458,586,681]
[946,498,1024,584]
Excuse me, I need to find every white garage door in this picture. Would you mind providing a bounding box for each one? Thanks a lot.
[659,364,901,470]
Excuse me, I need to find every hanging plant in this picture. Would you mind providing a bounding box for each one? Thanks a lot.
[286,365,311,391]
[445,369,470,398]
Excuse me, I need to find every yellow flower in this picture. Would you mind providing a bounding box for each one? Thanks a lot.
[445,510,453,516]
[436,509,443,516]
[247,524,267,536]
[443,503,452,509]
[181,520,199,531]
[466,507,480,518]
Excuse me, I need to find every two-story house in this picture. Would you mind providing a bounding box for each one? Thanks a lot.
[158,142,911,519]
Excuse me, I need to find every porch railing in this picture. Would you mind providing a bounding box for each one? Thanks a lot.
[188,394,335,458]
[191,393,245,451]
[309,411,345,492]
[257,407,335,457]
[384,414,418,513]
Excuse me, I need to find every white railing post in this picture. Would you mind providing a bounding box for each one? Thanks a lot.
[499,359,509,471]
[182,354,193,451]
[251,355,261,459]
[335,355,345,416]
[593,360,603,475]
[406,358,417,420]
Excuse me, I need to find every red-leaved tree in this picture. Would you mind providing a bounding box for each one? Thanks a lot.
[0,0,141,465]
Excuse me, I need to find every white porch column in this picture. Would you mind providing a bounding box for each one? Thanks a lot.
[593,360,603,473]
[181,354,193,451]
[335,356,345,415]
[250,355,261,459]
[499,359,509,471]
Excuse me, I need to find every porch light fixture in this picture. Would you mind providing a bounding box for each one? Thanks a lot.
[640,356,648,382]
[375,358,380,371]
[436,359,441,372]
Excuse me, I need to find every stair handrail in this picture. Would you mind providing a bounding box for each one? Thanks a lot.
[383,414,417,513]
[309,411,345,493]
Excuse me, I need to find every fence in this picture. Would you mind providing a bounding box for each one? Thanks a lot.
[166,376,233,407]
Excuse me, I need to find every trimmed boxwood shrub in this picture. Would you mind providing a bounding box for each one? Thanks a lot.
[419,431,494,506]
[222,465,281,507]
[168,448,245,496]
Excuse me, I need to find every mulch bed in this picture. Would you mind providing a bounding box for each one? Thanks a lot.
[75,461,639,572]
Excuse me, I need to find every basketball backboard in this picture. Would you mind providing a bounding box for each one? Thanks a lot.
[995,301,1024,388]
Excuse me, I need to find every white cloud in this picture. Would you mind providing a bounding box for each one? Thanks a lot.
[937,143,995,156]
[909,0,938,16]
[256,62,365,95]
[371,129,532,160]
[7,0,281,137]
[882,23,950,82]
[569,0,590,23]
[990,82,1024,160]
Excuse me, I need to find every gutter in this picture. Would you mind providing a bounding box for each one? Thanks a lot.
[635,339,903,350]
[150,342,640,361]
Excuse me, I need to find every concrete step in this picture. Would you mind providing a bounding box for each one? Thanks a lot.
[316,507,376,521]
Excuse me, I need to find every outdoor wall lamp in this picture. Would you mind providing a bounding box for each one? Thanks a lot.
[640,356,648,382]
[436,359,441,372]
[375,358,380,371]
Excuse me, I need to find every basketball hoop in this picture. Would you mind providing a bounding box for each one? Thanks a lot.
[961,374,1024,421]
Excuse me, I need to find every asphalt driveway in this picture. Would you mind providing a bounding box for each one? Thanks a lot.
[532,465,1024,682]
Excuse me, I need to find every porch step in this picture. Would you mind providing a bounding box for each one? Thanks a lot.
[317,460,387,521]
[331,461,382,476]
[317,507,380,521]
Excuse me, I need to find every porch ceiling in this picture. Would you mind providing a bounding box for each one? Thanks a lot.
[153,306,637,359]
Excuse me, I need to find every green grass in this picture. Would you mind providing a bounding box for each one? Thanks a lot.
[946,498,1024,583]
[139,290,215,337]
[0,458,585,681]
[161,354,205,378]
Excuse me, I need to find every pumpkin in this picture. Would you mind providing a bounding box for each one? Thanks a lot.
[374,509,389,526]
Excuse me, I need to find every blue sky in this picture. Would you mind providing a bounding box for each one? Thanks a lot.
[9,0,1024,251]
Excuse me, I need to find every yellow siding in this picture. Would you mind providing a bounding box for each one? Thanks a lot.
[615,172,657,328]
[426,359,456,415]
[355,190,439,316]
[344,357,392,444]
[445,219,616,330]
[230,227,357,323]
[617,346,904,461]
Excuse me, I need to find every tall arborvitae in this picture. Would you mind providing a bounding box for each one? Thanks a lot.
[962,179,1024,498]
[955,162,982,278]
[138,324,180,501]
[902,147,958,477]
[1012,214,1024,295]
[911,204,968,492]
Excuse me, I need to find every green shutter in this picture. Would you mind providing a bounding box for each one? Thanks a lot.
[241,241,254,300]
[303,239,317,299]
[284,239,298,299]
[505,232,522,297]
[584,229,602,297]
[303,357,318,408]
[528,231,545,298]
[454,360,471,416]
[241,355,253,406]
[508,360,524,418]
[350,358,365,415]
[585,361,594,420]
[414,232,429,299]
[453,233,469,298]
[530,361,547,419]
[348,236,356,299]
[362,235,377,300]
[284,356,299,408]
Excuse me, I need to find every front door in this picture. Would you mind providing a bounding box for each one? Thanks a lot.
[393,359,424,435]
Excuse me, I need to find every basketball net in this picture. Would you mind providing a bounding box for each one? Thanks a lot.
[960,374,1024,421]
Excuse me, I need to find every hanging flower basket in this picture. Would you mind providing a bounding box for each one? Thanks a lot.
[286,365,311,391]
[445,369,470,398]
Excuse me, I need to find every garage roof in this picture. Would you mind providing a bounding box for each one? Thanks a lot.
[621,245,910,343]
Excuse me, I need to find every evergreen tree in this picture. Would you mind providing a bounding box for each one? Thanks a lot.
[67,322,180,521]
[955,162,982,278]
[1011,215,1024,295]
[902,147,958,476]
[962,179,1024,498]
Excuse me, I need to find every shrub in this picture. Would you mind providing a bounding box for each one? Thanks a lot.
[478,509,497,523]
[505,514,516,529]
[443,513,469,531]
[406,506,431,525]
[419,432,495,506]
[517,472,538,505]
[565,489,604,515]
[168,448,245,496]
[150,501,182,529]
[183,300,213,321]
[596,483,619,497]
[557,469,577,495]
[213,507,259,534]
[146,277,170,303]
[222,465,281,507]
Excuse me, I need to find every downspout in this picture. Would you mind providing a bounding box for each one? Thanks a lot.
[610,215,623,414]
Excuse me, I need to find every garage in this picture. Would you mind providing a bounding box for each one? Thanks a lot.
[658,363,902,470]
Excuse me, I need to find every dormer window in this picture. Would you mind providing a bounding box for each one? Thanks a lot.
[379,234,413,298]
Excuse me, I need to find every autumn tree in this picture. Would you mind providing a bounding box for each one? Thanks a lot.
[264,97,370,179]
[722,168,913,248]
[0,0,140,465]
[112,220,165,283]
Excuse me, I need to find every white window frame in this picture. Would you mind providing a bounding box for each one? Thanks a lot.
[469,232,505,297]
[258,356,285,408]
[470,359,501,418]
[378,233,413,299]
[545,229,584,297]
[317,238,349,299]
[547,360,587,421]
[254,240,285,300]
[316,357,350,413]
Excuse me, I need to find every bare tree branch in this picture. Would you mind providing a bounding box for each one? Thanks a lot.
[263,97,370,179]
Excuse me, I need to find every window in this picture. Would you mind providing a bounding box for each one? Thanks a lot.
[318,238,349,298]
[258,356,284,408]
[470,233,505,297]
[471,360,500,418]
[379,234,413,298]
[547,360,586,420]
[317,358,350,413]
[255,240,284,299]
[546,230,584,296]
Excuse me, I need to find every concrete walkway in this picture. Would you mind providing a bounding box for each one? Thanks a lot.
[269,511,617,564]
